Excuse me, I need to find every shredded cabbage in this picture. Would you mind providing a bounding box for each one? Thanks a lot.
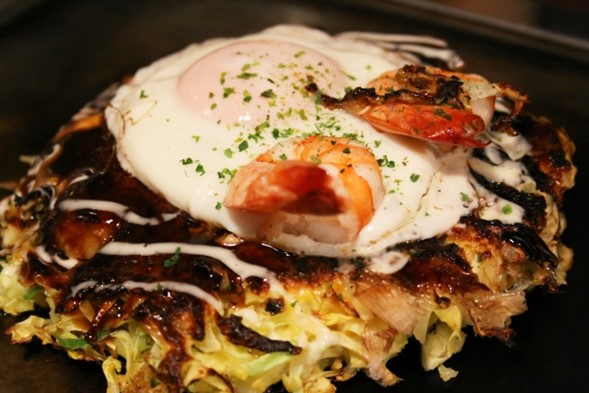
[0,262,36,314]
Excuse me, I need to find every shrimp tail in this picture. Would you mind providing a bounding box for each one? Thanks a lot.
[363,103,488,148]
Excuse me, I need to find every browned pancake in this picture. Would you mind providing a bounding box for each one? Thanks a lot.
[0,30,575,393]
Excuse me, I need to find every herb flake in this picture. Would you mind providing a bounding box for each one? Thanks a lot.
[502,204,513,215]
[163,247,182,267]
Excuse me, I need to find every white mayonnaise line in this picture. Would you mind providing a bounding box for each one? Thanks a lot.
[69,279,224,314]
[68,173,91,186]
[335,31,463,69]
[70,280,98,296]
[58,199,177,226]
[123,280,224,314]
[99,241,285,293]
[34,245,79,269]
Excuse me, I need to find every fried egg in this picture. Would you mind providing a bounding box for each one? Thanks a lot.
[105,25,520,261]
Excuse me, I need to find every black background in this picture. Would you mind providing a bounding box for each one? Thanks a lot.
[1,1,588,392]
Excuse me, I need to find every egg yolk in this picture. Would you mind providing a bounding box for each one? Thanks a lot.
[177,40,349,126]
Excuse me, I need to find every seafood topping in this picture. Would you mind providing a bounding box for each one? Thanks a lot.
[224,135,384,244]
[313,65,528,147]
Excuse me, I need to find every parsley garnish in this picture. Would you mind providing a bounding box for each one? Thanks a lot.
[502,204,513,215]
[238,140,249,152]
[255,121,270,134]
[195,163,205,175]
[410,173,420,182]
[271,127,294,139]
[237,72,258,80]
[248,133,263,142]
[217,167,236,182]
[261,89,276,99]
[163,247,181,267]
[377,155,396,168]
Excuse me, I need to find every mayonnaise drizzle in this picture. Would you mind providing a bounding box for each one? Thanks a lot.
[58,199,178,226]
[70,279,224,314]
[34,245,79,269]
[98,241,285,293]
[123,280,224,314]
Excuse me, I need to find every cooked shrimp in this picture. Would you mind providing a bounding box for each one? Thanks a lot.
[313,65,528,148]
[223,135,384,244]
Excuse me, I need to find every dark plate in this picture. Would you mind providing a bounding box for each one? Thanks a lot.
[1,1,588,392]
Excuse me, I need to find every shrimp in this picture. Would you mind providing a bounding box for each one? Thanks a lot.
[223,135,384,244]
[312,65,528,148]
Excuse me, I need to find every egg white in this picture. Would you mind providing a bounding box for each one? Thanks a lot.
[106,25,482,259]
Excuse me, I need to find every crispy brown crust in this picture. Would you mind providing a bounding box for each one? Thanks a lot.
[515,114,576,205]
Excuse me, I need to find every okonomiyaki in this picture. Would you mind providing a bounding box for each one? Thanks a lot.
[0,25,576,393]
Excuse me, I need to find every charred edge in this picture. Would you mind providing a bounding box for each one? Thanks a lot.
[234,242,339,285]
[395,64,466,108]
[461,215,558,269]
[402,239,471,271]
[513,115,568,153]
[470,169,546,229]
[131,292,206,389]
[394,238,488,294]
[307,80,440,112]
[514,115,574,205]
[520,155,558,203]
[216,314,302,355]
[501,223,558,267]
[433,77,464,107]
